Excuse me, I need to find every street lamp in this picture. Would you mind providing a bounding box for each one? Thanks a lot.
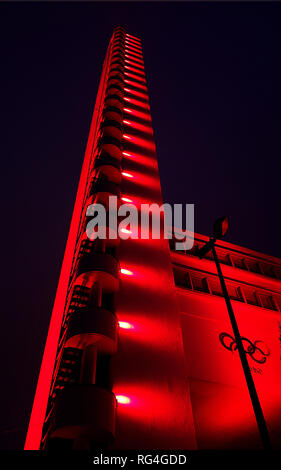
[197,216,271,450]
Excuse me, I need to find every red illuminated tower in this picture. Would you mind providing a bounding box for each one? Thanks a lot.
[25,26,196,451]
[25,27,281,451]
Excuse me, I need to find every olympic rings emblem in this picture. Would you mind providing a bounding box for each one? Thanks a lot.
[219,332,270,364]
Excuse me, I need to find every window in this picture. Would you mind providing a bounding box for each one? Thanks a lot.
[172,265,280,312]
[173,267,188,288]
[269,266,278,279]
[217,251,232,266]
[244,288,261,307]
[232,256,247,270]
[260,263,275,278]
[246,260,262,275]
[257,293,278,311]
[190,273,210,293]
[208,278,223,297]
[227,285,244,302]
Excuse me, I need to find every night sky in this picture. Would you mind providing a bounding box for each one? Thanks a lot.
[1,1,281,449]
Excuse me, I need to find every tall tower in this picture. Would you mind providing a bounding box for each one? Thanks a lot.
[25,26,197,451]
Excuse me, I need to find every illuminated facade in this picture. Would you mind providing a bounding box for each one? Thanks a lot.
[25,26,281,450]
[172,233,281,449]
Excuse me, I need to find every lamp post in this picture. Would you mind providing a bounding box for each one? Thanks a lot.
[197,216,271,450]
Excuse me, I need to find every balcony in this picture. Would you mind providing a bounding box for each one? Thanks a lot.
[98,134,123,160]
[94,154,122,184]
[66,306,118,354]
[90,177,120,195]
[75,250,119,292]
[49,385,116,445]
[100,119,123,141]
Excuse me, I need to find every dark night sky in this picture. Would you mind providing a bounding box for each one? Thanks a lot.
[0,1,281,449]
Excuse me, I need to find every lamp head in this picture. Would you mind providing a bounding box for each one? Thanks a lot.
[213,216,229,240]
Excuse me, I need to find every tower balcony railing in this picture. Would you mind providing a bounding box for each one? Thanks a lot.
[89,174,121,199]
[106,82,124,95]
[104,93,124,112]
[74,248,120,292]
[48,384,116,448]
[102,104,123,122]
[107,72,125,86]
[108,66,125,78]
[98,134,123,161]
[65,304,118,354]
[93,152,122,185]
[100,119,123,141]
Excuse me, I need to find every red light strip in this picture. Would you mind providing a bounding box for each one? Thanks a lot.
[124,79,147,91]
[116,395,131,404]
[123,107,151,122]
[120,268,134,276]
[125,54,144,65]
[125,40,142,51]
[119,229,133,236]
[124,87,148,101]
[126,35,141,42]
[122,150,156,169]
[124,96,150,110]
[125,60,145,71]
[124,71,146,84]
[125,48,143,60]
[125,41,142,49]
[125,65,145,77]
[123,119,153,135]
[126,34,141,44]
[125,47,142,58]
[122,171,134,178]
[119,321,134,329]
[121,196,133,203]
[123,134,155,151]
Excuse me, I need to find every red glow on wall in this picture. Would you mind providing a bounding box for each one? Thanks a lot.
[119,321,134,330]
[125,48,142,57]
[125,65,145,77]
[122,150,156,169]
[124,79,147,91]
[125,60,145,71]
[121,196,133,203]
[125,47,143,59]
[125,38,141,49]
[126,33,141,41]
[116,395,131,405]
[120,228,133,235]
[120,268,134,276]
[123,119,153,135]
[124,87,148,101]
[125,38,142,47]
[122,171,134,178]
[116,311,176,353]
[125,51,143,60]
[125,44,142,54]
[123,107,151,122]
[124,71,146,84]
[113,384,177,424]
[124,96,149,110]
[119,260,170,290]
[125,54,144,65]
[123,134,155,152]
